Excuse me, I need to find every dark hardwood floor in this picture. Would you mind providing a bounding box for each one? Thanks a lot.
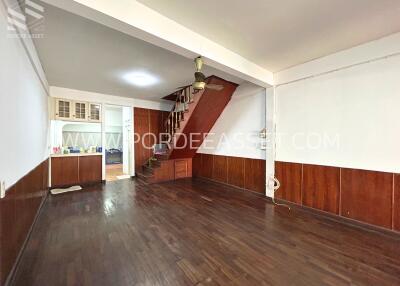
[12,178,400,286]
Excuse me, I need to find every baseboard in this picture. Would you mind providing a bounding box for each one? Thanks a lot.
[274,198,400,239]
[4,189,49,286]
[194,177,400,239]
[194,176,265,198]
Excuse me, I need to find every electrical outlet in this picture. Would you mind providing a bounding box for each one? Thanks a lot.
[0,181,5,199]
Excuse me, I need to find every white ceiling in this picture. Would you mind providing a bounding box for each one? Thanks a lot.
[138,0,400,72]
[33,4,245,101]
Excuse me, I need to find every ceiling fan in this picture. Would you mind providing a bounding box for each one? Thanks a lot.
[177,57,224,92]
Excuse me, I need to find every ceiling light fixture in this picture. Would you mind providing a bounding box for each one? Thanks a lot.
[123,71,160,87]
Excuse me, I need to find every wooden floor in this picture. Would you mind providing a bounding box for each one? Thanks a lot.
[105,164,126,181]
[12,178,400,286]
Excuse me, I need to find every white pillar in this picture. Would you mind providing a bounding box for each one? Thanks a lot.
[265,87,276,198]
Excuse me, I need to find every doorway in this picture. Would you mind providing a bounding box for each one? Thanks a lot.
[104,105,132,181]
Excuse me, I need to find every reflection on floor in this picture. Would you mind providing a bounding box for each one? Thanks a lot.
[12,178,400,286]
[106,164,128,181]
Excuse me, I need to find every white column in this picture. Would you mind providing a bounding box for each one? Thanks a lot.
[265,87,276,198]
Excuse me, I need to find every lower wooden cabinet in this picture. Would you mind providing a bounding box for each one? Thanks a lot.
[51,156,79,187]
[51,155,102,187]
[175,159,192,179]
[79,156,102,184]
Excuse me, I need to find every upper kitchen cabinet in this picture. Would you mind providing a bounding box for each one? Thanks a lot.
[74,101,88,121]
[88,103,102,122]
[53,98,102,122]
[55,99,72,120]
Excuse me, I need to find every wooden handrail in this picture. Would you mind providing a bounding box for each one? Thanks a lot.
[163,86,193,142]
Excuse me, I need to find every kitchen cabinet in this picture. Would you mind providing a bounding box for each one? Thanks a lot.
[79,155,103,184]
[51,154,102,187]
[88,103,102,122]
[73,101,88,121]
[55,99,73,120]
[54,98,102,122]
[51,156,79,186]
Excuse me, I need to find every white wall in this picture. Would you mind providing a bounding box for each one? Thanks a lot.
[105,107,123,133]
[275,33,400,173]
[197,83,266,160]
[0,1,49,190]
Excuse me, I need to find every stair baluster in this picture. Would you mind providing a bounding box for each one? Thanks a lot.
[163,86,196,144]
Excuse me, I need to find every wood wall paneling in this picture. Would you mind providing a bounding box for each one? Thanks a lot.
[0,159,49,285]
[275,162,303,204]
[192,154,265,194]
[394,174,400,231]
[134,107,166,172]
[192,153,202,177]
[302,164,340,214]
[149,109,163,146]
[244,158,266,194]
[0,186,17,285]
[341,168,393,229]
[227,156,245,189]
[134,108,151,171]
[212,155,228,183]
[79,156,102,184]
[51,156,79,187]
[42,159,49,190]
[200,154,214,179]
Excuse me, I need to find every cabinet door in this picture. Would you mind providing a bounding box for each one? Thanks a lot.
[79,156,102,184]
[89,103,102,122]
[73,101,88,121]
[51,157,79,187]
[55,99,72,120]
[175,159,192,179]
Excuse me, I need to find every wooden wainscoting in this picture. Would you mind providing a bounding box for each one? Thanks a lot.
[341,168,393,229]
[275,161,400,233]
[134,107,169,171]
[227,156,245,189]
[193,153,265,194]
[0,159,49,285]
[174,159,192,180]
[302,164,340,214]
[394,174,400,231]
[275,162,302,204]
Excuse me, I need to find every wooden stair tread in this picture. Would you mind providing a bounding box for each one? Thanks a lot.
[136,170,153,178]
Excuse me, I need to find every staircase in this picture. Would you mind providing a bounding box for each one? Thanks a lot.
[136,75,239,183]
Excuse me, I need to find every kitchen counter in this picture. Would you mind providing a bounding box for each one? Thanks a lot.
[51,154,102,187]
[51,152,102,158]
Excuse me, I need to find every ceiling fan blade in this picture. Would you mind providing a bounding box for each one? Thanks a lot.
[174,85,190,90]
[205,84,224,91]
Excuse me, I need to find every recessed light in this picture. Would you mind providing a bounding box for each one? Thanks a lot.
[123,71,160,87]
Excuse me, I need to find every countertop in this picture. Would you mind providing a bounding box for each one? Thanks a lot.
[51,152,102,158]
